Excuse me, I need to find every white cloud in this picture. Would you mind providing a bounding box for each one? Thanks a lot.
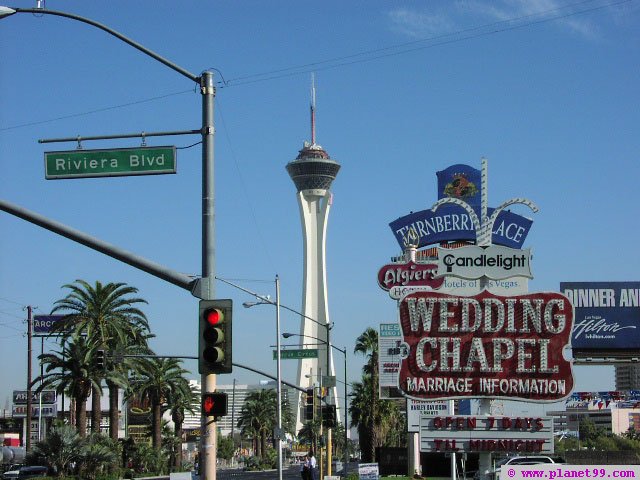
[387,8,456,39]
[459,0,598,38]
[388,1,602,41]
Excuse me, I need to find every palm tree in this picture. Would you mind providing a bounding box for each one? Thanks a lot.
[50,279,150,439]
[166,377,196,470]
[237,389,276,458]
[77,433,120,480]
[31,421,83,475]
[106,330,155,440]
[349,376,374,461]
[297,418,321,453]
[36,334,102,436]
[353,327,379,462]
[125,357,189,450]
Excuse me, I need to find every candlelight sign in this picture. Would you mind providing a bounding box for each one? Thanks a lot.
[397,290,574,402]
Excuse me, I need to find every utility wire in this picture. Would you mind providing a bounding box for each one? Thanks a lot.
[0,296,26,307]
[0,310,25,321]
[223,0,611,85]
[215,98,276,273]
[0,0,631,130]
[223,0,633,87]
[0,89,192,132]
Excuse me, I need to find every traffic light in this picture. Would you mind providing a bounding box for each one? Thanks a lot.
[305,388,314,421]
[198,299,233,375]
[96,349,105,369]
[322,404,336,428]
[202,392,228,417]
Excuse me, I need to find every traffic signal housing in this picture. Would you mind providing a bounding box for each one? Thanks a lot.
[305,388,315,421]
[322,404,336,428]
[198,299,233,375]
[96,349,105,369]
[202,392,228,418]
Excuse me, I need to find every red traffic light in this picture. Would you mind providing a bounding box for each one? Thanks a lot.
[205,308,223,325]
[198,300,233,375]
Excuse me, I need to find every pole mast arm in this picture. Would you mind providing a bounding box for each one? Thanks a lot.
[10,7,200,83]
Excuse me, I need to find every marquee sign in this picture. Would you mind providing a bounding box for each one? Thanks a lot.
[561,282,640,357]
[436,245,533,280]
[419,415,554,454]
[407,399,450,432]
[397,290,574,402]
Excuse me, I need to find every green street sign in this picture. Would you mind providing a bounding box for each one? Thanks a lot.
[273,349,318,360]
[44,146,177,179]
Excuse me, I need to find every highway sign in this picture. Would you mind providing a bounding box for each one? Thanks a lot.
[45,146,176,179]
[273,349,318,360]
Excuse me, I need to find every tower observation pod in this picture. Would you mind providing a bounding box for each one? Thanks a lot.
[286,84,341,433]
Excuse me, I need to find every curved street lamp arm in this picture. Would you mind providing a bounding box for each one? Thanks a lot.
[218,275,330,331]
[9,7,199,83]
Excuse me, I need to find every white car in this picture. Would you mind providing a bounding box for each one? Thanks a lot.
[491,456,562,479]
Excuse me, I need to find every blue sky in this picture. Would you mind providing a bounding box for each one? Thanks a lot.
[0,0,638,413]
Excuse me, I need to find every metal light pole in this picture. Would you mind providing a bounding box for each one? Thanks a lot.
[282,332,348,475]
[0,6,217,479]
[242,275,283,480]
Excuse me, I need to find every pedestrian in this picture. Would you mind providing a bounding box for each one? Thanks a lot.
[308,451,317,480]
[300,454,310,480]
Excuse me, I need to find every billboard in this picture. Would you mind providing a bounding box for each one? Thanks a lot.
[560,282,640,357]
[378,323,404,399]
[397,290,574,402]
[33,315,66,336]
[13,390,56,404]
[407,399,450,432]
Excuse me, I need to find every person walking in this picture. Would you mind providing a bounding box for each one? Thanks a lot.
[300,455,310,480]
[308,451,317,480]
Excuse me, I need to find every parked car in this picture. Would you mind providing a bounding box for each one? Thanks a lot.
[2,466,48,480]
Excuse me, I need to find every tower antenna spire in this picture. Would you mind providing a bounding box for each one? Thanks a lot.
[310,73,316,145]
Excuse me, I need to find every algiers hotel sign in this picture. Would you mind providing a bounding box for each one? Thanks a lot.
[380,160,574,403]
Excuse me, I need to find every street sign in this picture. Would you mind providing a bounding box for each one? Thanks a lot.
[44,146,177,179]
[273,349,318,360]
[273,426,286,441]
[322,375,336,387]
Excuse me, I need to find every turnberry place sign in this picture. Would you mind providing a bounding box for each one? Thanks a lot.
[389,163,534,250]
[397,290,574,402]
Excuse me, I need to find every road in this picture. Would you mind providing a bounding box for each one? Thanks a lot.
[169,463,354,480]
[209,464,344,479]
